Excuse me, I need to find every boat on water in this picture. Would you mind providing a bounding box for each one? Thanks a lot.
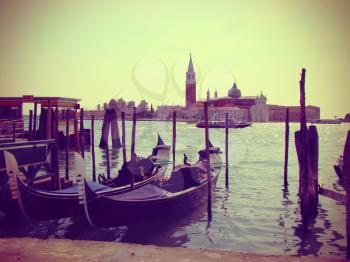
[310,119,341,124]
[196,119,251,128]
[4,135,170,221]
[77,143,222,228]
[334,155,344,180]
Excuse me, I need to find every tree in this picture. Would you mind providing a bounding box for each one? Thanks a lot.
[137,100,148,116]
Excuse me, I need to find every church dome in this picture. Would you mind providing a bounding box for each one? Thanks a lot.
[228,82,241,98]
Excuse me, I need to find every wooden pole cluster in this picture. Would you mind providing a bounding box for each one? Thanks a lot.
[225,112,229,189]
[204,102,212,221]
[284,108,290,188]
[99,106,122,149]
[121,111,127,164]
[130,107,137,189]
[343,131,350,259]
[295,68,318,232]
[65,109,70,180]
[172,110,176,167]
[80,108,85,158]
[91,115,96,182]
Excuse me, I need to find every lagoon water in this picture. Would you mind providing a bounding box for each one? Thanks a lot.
[1,120,349,258]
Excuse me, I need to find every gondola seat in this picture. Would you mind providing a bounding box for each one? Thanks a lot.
[105,184,168,201]
[50,181,110,194]
[163,164,207,193]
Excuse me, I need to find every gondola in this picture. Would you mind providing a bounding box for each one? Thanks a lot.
[77,144,222,228]
[4,135,170,221]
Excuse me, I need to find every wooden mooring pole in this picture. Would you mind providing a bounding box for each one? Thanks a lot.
[121,111,127,164]
[12,122,15,142]
[225,112,229,189]
[299,68,310,231]
[28,110,33,141]
[308,125,319,215]
[33,102,38,139]
[172,110,176,168]
[106,141,111,180]
[74,112,80,153]
[53,108,60,189]
[204,102,212,221]
[47,99,52,139]
[91,115,96,182]
[343,130,350,259]
[110,108,122,149]
[65,109,70,180]
[80,108,85,158]
[284,108,289,188]
[99,108,110,149]
[130,107,137,189]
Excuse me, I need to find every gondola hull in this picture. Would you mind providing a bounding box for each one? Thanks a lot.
[5,139,170,221]
[84,173,220,227]
[80,153,222,228]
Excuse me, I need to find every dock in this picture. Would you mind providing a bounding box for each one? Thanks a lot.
[0,238,344,262]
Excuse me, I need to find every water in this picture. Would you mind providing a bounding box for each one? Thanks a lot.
[1,120,349,258]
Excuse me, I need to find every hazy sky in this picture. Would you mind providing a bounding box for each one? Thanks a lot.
[0,0,349,118]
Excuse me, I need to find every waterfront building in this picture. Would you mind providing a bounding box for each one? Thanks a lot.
[268,105,320,122]
[195,84,269,122]
[185,104,248,121]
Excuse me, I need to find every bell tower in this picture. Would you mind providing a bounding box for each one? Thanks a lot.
[186,54,196,107]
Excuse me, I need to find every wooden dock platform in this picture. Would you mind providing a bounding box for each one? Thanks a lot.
[0,238,345,262]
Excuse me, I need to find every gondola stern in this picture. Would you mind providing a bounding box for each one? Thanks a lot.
[3,151,32,220]
[75,152,99,228]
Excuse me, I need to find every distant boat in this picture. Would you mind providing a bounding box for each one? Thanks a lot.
[196,119,252,128]
[310,119,341,124]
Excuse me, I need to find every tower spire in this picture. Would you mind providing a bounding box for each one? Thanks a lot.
[185,53,196,107]
[188,53,194,72]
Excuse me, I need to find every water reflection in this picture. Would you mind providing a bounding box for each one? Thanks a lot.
[279,188,293,254]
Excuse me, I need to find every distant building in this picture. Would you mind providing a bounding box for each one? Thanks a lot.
[268,105,320,122]
[156,105,184,120]
[184,54,269,122]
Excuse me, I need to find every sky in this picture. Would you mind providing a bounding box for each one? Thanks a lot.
[0,0,349,118]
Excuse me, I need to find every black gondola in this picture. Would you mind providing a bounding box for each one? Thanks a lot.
[4,135,170,221]
[77,144,222,228]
